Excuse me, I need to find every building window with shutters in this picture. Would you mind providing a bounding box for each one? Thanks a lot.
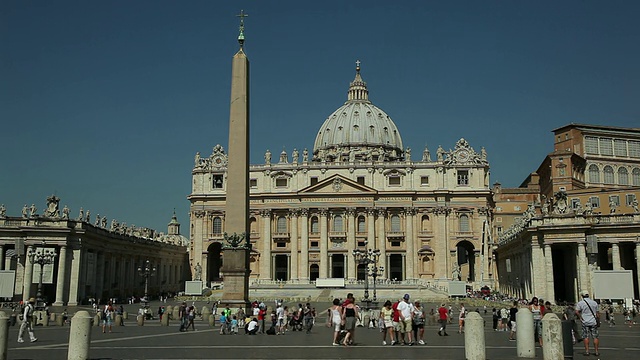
[213,217,222,235]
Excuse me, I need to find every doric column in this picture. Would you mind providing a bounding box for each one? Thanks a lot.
[300,209,309,281]
[289,210,299,280]
[95,252,105,300]
[376,208,387,278]
[260,210,272,279]
[611,243,622,270]
[67,246,83,306]
[543,245,555,302]
[404,208,415,280]
[319,209,329,278]
[366,208,376,247]
[576,242,589,298]
[22,245,34,302]
[346,208,356,281]
[433,207,449,279]
[53,245,67,306]
[530,240,546,298]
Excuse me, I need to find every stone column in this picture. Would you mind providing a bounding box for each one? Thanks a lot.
[289,210,298,280]
[404,208,415,279]
[366,208,376,247]
[53,245,67,306]
[319,209,328,278]
[530,240,546,298]
[576,242,589,299]
[346,208,356,281]
[22,246,34,302]
[300,209,309,281]
[543,244,555,302]
[95,252,105,300]
[611,243,622,270]
[376,209,387,278]
[68,247,83,306]
[0,245,4,271]
[260,210,271,279]
[434,207,449,279]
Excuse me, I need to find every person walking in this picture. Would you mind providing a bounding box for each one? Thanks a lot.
[380,300,396,345]
[529,297,543,346]
[576,291,600,356]
[341,294,359,345]
[508,301,518,341]
[412,300,426,345]
[327,299,343,345]
[397,294,415,345]
[438,303,449,336]
[458,303,466,334]
[17,298,37,343]
[102,301,114,333]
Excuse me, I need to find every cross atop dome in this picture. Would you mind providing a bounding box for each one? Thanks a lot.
[236,10,248,48]
[348,59,368,102]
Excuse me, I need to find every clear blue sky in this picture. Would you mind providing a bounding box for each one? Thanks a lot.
[1,1,639,232]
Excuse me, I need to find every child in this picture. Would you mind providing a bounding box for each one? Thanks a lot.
[219,313,227,335]
[231,315,239,334]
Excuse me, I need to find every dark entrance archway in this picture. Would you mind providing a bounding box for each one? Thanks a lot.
[275,255,288,280]
[456,240,475,281]
[331,254,345,278]
[357,264,366,281]
[389,254,403,281]
[309,264,319,281]
[207,242,222,282]
[552,244,577,303]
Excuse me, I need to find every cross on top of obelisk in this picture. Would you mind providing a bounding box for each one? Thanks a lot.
[237,10,248,48]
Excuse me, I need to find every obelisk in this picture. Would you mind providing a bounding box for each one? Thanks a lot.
[220,10,251,310]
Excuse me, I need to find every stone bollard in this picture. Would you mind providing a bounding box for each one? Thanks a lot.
[202,306,211,320]
[56,313,64,327]
[137,315,144,326]
[93,314,101,327]
[208,314,215,327]
[67,311,92,360]
[122,311,128,320]
[160,314,169,326]
[0,311,9,360]
[115,315,123,326]
[542,313,564,360]
[165,306,173,319]
[517,307,536,358]
[172,307,179,321]
[50,313,56,322]
[464,312,486,360]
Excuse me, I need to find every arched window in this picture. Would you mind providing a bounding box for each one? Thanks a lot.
[421,215,430,231]
[459,214,470,232]
[603,166,614,184]
[633,168,640,186]
[588,164,600,183]
[618,167,629,185]
[333,215,344,232]
[276,216,287,233]
[310,216,319,233]
[249,217,257,234]
[390,214,401,232]
[213,217,222,235]
[357,216,366,233]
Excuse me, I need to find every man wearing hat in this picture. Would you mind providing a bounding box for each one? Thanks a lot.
[575,290,600,356]
[397,293,415,345]
[18,297,37,343]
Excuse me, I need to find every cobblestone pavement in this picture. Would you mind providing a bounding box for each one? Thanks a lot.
[5,301,640,360]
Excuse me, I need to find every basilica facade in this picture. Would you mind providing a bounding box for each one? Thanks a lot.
[189,64,494,288]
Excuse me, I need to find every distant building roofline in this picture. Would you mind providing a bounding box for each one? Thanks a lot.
[553,123,640,135]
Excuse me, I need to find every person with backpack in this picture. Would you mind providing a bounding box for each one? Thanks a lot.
[179,301,189,332]
[102,300,114,333]
[17,297,37,343]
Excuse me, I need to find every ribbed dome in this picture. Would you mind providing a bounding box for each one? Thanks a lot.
[313,62,404,162]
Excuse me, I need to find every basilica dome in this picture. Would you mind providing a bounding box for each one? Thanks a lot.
[313,62,404,162]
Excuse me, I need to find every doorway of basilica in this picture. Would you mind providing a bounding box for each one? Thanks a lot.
[331,254,345,278]
[207,242,222,281]
[456,241,475,281]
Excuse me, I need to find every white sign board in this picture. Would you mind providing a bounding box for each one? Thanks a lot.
[0,271,16,298]
[448,281,467,297]
[315,278,345,288]
[185,281,203,295]
[592,270,633,300]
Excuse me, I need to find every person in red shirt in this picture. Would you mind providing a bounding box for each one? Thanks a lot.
[391,299,401,344]
[438,303,450,336]
[258,306,266,334]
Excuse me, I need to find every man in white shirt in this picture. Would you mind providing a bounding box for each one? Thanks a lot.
[246,317,258,335]
[18,297,37,343]
[396,294,414,345]
[276,303,285,334]
[575,291,600,356]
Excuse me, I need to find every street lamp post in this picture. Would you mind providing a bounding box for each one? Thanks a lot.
[27,243,57,310]
[369,264,384,302]
[137,260,156,308]
[352,242,381,310]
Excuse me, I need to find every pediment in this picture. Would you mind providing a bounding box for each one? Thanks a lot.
[299,174,377,194]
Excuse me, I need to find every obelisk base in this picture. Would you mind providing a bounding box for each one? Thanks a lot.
[220,248,251,312]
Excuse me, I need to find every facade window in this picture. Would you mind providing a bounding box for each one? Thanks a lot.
[629,141,640,158]
[391,241,401,247]
[633,168,640,186]
[589,196,600,208]
[459,214,470,232]
[495,207,502,211]
[249,179,257,188]
[310,241,319,248]
[310,177,318,186]
[495,217,502,223]
[390,215,401,232]
[421,215,430,231]
[420,176,429,186]
[588,164,600,183]
[357,176,365,185]
[357,216,366,232]
[213,175,224,189]
[333,215,344,232]
[213,217,222,235]
[571,198,581,209]
[626,194,636,206]
[585,136,598,154]
[249,218,257,233]
[618,167,629,185]
[603,166,614,184]
[276,216,287,233]
[276,242,286,248]
[276,178,288,187]
[310,217,319,233]
[614,139,627,157]
[388,176,401,186]
[457,170,469,186]
[497,226,503,234]
[609,195,620,206]
[600,138,613,156]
